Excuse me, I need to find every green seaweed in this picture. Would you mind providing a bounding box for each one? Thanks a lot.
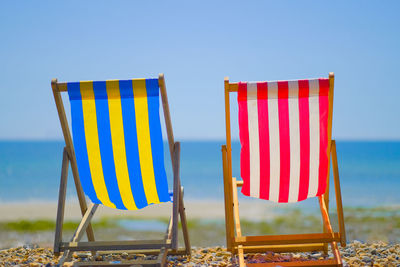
[0,205,399,244]
[4,220,55,232]
[0,218,116,232]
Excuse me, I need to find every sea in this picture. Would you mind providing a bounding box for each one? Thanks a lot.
[0,141,399,209]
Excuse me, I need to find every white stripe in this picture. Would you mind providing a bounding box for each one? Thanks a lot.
[247,83,260,198]
[267,82,280,202]
[308,79,320,96]
[308,79,320,197]
[287,81,301,202]
[248,79,320,98]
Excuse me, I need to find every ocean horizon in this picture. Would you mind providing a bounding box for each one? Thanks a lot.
[0,140,399,209]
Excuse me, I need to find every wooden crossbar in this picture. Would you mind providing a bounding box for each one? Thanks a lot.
[226,83,239,92]
[236,244,325,253]
[54,82,68,92]
[97,248,189,256]
[234,233,341,246]
[60,240,171,252]
[235,180,243,187]
[247,259,339,267]
[74,260,161,267]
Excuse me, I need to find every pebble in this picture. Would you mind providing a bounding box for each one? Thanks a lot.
[362,256,371,262]
[0,241,399,266]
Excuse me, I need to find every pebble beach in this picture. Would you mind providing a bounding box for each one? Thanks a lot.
[0,201,399,266]
[0,241,399,266]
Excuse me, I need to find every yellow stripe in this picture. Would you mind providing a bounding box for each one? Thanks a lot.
[106,80,138,210]
[132,79,160,204]
[80,81,115,208]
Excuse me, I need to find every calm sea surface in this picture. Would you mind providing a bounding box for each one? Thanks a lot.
[0,141,399,208]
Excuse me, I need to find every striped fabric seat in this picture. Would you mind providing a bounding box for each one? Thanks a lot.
[238,78,330,203]
[68,79,170,210]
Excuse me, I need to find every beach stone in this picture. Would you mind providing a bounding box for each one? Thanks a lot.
[95,255,103,261]
[24,244,39,249]
[168,256,178,261]
[311,252,322,259]
[76,252,89,258]
[1,243,400,266]
[362,256,371,263]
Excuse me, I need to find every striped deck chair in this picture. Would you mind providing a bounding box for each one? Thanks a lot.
[221,73,346,267]
[51,74,190,266]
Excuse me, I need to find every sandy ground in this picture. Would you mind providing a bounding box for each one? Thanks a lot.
[0,200,279,222]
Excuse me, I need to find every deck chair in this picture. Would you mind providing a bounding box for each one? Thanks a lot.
[51,74,190,266]
[221,73,346,266]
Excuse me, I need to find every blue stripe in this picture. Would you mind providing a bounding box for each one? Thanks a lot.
[119,80,148,208]
[67,82,101,204]
[146,79,170,202]
[93,81,126,210]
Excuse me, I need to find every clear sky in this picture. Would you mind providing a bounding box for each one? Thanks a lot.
[1,1,399,140]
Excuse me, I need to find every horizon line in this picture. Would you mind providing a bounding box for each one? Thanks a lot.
[1,138,400,142]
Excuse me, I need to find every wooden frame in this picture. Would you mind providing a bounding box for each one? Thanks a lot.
[51,74,191,266]
[222,73,346,266]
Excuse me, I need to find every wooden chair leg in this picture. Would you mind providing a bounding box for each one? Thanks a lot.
[323,140,332,254]
[238,245,245,267]
[54,147,69,256]
[232,178,245,266]
[323,189,330,253]
[179,186,191,255]
[331,140,346,247]
[319,196,343,266]
[331,242,342,266]
[71,203,98,243]
[232,178,242,238]
[157,246,168,267]
[322,195,329,254]
[222,145,235,253]
[171,142,181,250]
[58,203,99,265]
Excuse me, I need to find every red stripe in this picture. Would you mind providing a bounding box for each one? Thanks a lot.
[238,82,250,196]
[257,82,270,200]
[277,81,290,202]
[317,78,330,196]
[297,80,310,201]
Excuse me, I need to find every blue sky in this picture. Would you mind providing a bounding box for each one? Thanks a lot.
[0,1,399,140]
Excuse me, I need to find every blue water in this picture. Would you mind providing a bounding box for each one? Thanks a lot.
[0,141,399,208]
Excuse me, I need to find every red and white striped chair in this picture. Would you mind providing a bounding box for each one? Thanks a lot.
[222,73,346,267]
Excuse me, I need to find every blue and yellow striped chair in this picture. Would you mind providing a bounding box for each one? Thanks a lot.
[51,74,190,266]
